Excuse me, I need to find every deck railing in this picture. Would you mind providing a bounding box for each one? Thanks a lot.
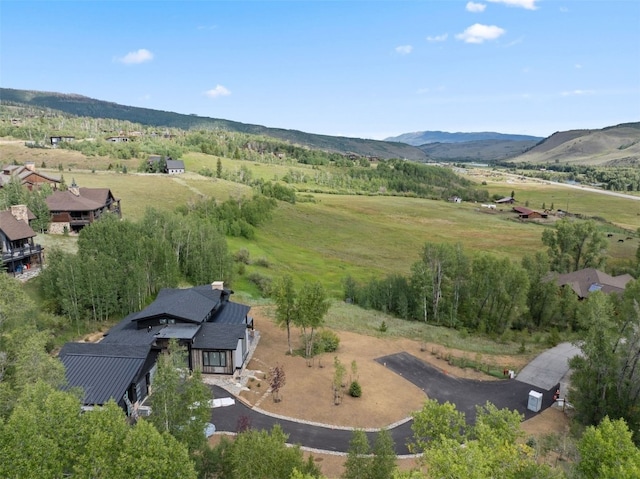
[1,244,43,262]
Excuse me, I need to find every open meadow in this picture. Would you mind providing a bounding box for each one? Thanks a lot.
[3,141,638,295]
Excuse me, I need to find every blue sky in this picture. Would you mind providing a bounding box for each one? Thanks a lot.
[2,0,639,139]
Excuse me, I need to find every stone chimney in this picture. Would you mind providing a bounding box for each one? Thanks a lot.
[212,281,224,291]
[69,178,80,196]
[10,205,29,224]
[24,161,36,172]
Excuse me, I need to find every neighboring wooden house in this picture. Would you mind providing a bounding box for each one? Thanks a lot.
[448,196,462,203]
[59,282,253,415]
[550,268,633,299]
[0,163,61,191]
[512,206,548,219]
[495,197,515,205]
[0,205,44,275]
[45,184,121,233]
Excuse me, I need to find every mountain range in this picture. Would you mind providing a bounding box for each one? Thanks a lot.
[1,88,639,166]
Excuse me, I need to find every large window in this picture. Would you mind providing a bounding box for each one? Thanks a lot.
[203,351,226,367]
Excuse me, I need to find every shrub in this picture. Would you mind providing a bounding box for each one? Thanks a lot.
[247,272,272,294]
[234,248,251,264]
[254,257,270,268]
[313,329,340,355]
[349,380,362,398]
[379,321,387,333]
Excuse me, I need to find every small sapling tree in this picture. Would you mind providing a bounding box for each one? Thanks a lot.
[269,364,286,403]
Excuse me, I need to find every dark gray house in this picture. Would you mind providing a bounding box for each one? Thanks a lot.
[59,282,253,415]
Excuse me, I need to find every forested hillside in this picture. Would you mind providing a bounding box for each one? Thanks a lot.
[0,88,427,160]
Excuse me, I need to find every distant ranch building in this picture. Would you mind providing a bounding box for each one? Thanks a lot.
[147,155,185,175]
[512,206,548,220]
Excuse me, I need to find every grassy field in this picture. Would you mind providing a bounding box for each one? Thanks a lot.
[231,194,547,295]
[57,170,251,221]
[471,170,640,231]
[3,141,638,296]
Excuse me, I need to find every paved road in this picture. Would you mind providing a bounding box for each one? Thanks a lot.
[211,350,559,454]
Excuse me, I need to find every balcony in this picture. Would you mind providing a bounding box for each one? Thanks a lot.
[1,244,43,263]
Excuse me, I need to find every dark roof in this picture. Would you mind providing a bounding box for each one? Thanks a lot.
[552,268,633,298]
[192,323,247,350]
[154,323,200,340]
[513,206,534,215]
[45,187,116,212]
[0,210,36,241]
[166,159,185,170]
[212,301,251,325]
[59,343,150,405]
[130,287,224,324]
[100,312,161,346]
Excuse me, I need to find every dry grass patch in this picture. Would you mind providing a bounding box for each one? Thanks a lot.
[241,306,530,429]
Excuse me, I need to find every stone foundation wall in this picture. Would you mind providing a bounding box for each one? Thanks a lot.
[48,222,70,235]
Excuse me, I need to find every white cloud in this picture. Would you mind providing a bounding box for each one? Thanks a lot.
[204,85,231,98]
[466,2,486,13]
[575,63,582,69]
[487,0,538,10]
[395,45,413,55]
[426,33,448,42]
[118,48,154,64]
[456,24,506,43]
[561,89,595,96]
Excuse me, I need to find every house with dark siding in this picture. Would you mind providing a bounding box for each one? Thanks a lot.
[58,282,253,416]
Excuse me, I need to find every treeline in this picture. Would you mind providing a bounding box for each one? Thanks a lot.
[502,161,640,192]
[40,194,276,322]
[344,219,637,336]
[346,159,490,201]
[0,177,52,233]
[344,245,549,336]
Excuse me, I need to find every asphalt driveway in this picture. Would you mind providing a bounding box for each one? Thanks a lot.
[375,352,558,423]
[210,385,414,454]
[211,351,559,454]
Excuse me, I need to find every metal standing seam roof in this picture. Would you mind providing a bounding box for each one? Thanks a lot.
[59,344,150,405]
